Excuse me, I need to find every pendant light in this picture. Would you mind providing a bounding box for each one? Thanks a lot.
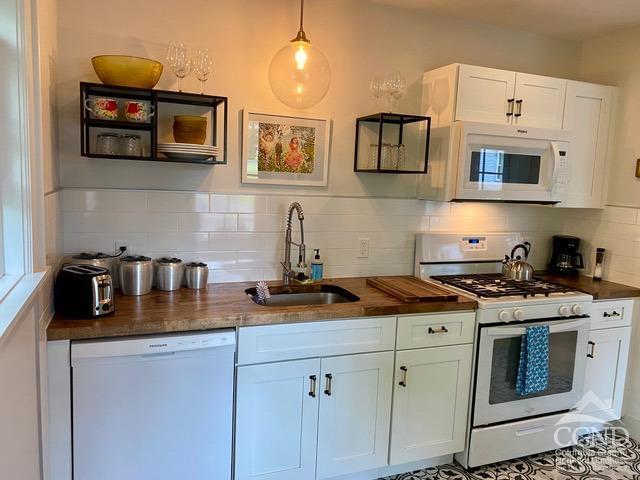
[268,0,331,109]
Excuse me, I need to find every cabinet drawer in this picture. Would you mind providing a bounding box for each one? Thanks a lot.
[238,317,397,365]
[396,312,475,350]
[469,412,576,468]
[590,300,633,330]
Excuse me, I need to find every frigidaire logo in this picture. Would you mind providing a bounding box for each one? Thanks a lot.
[149,343,168,348]
[517,129,528,134]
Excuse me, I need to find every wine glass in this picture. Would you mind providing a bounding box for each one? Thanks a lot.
[193,47,214,94]
[369,75,384,107]
[167,42,191,92]
[383,72,407,112]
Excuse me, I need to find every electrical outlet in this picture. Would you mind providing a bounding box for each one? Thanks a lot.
[114,241,128,256]
[358,238,370,258]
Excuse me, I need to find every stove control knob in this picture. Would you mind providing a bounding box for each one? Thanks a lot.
[559,305,571,317]
[513,309,525,321]
[498,310,512,322]
[572,304,584,315]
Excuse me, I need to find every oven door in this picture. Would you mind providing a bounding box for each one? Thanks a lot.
[453,121,570,202]
[473,317,589,427]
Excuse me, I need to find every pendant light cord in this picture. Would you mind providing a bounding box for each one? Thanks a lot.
[292,0,309,42]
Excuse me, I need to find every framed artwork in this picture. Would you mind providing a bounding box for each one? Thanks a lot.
[242,110,330,186]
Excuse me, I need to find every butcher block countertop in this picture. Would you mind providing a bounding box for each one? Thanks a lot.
[537,273,640,301]
[47,277,477,341]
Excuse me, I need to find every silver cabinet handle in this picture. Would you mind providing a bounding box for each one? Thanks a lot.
[514,99,523,117]
[324,373,333,396]
[428,326,449,334]
[506,98,515,117]
[587,341,596,359]
[399,366,408,387]
[309,375,317,398]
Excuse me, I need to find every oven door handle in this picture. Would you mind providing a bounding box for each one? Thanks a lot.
[486,319,588,337]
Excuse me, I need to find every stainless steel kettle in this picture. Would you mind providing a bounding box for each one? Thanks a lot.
[502,242,534,281]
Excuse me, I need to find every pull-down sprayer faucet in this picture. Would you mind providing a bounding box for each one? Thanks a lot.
[281,202,306,285]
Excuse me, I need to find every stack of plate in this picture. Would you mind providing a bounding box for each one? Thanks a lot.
[157,143,219,161]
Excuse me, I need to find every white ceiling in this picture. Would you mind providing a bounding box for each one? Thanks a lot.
[372,0,640,41]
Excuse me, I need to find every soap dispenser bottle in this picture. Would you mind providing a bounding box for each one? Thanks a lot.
[311,249,324,281]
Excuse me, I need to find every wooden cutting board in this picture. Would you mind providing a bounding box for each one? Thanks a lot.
[366,276,459,303]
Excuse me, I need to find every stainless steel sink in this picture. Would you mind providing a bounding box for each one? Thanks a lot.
[245,284,360,307]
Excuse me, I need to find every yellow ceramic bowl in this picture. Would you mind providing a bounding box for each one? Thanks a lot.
[91,55,163,89]
[174,115,207,123]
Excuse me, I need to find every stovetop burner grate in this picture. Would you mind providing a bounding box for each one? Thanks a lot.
[430,273,576,298]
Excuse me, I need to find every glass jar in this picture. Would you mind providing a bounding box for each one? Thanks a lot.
[96,133,120,155]
[121,134,142,157]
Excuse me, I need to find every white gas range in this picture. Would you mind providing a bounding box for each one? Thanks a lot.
[415,233,593,468]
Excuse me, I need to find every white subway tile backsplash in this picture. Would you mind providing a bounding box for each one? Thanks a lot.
[145,233,210,252]
[237,214,284,232]
[211,194,267,214]
[178,213,238,232]
[62,189,588,284]
[146,192,210,212]
[63,189,147,212]
[113,213,178,233]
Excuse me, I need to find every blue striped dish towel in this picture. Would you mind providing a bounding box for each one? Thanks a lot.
[515,325,550,396]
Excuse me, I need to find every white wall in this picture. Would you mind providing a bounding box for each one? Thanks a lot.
[57,0,582,196]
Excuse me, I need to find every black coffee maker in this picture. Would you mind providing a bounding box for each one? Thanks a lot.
[549,235,584,275]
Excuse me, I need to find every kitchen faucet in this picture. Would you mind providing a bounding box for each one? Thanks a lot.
[281,202,306,285]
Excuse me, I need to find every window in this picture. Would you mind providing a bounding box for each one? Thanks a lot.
[0,0,35,301]
[470,149,541,185]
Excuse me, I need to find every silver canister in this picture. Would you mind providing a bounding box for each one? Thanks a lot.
[66,252,118,286]
[154,257,184,292]
[185,262,209,289]
[119,255,153,296]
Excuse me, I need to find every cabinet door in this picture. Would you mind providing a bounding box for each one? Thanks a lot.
[390,344,472,465]
[235,359,320,480]
[583,327,631,421]
[455,65,516,124]
[559,81,613,208]
[316,352,394,479]
[513,73,566,128]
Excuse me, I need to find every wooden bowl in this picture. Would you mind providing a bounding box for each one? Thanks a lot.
[173,127,206,144]
[91,55,163,89]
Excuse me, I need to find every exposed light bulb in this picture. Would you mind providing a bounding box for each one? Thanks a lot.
[294,44,308,70]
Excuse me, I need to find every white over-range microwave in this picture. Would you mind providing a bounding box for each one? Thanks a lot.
[419,121,571,203]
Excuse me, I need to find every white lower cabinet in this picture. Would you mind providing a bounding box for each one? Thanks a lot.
[390,344,473,465]
[235,314,474,480]
[583,326,631,421]
[235,359,321,480]
[316,352,394,479]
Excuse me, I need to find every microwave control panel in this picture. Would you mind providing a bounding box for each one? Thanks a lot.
[555,148,569,192]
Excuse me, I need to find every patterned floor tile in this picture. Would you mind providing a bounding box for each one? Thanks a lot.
[381,429,639,480]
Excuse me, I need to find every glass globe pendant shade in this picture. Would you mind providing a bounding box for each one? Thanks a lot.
[269,39,331,109]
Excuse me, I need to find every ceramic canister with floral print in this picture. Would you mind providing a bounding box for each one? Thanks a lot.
[84,97,119,120]
[124,101,155,122]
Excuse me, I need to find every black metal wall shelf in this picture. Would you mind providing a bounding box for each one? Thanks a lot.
[354,112,430,174]
[80,82,228,165]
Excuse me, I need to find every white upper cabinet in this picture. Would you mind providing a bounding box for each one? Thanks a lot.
[455,65,566,128]
[559,81,614,208]
[513,73,566,129]
[316,352,394,479]
[456,65,516,124]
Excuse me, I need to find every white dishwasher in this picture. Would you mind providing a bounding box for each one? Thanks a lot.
[71,330,235,480]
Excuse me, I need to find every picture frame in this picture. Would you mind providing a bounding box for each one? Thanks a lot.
[242,109,330,186]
